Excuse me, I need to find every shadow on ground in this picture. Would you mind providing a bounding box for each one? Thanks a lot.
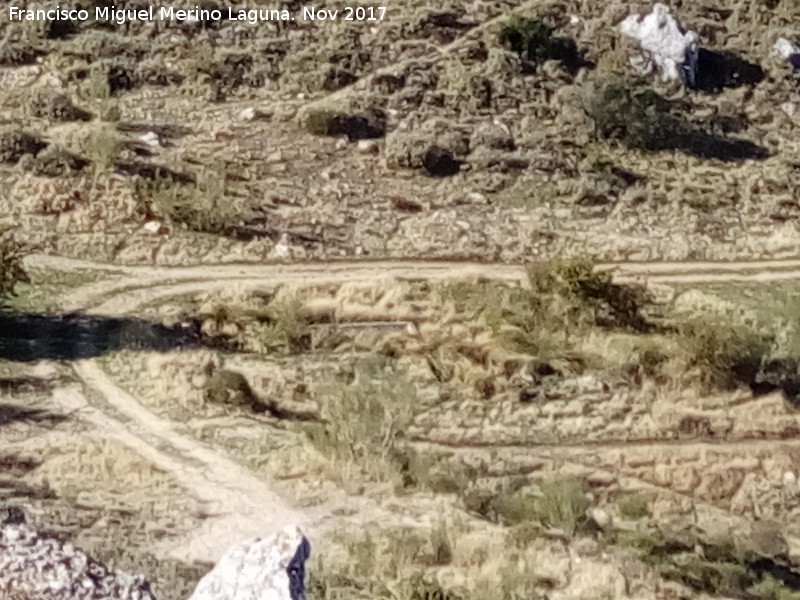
[0,403,68,429]
[0,311,221,362]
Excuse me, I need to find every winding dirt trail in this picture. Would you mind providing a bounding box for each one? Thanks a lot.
[31,253,800,564]
[29,254,800,316]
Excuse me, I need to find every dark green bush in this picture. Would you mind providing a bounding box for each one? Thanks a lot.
[499,17,581,72]
[586,80,686,152]
[30,92,92,122]
[494,478,592,536]
[0,234,29,299]
[676,318,769,390]
[305,107,387,141]
[0,43,45,67]
[586,79,768,161]
[0,131,48,164]
[527,258,651,331]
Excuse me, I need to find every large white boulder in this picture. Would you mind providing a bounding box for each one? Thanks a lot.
[619,4,698,81]
[188,525,310,600]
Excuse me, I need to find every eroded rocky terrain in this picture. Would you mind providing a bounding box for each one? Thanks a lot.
[3,1,800,599]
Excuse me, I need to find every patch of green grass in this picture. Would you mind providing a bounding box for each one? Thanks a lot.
[675,317,769,390]
[0,234,29,301]
[7,266,108,311]
[306,356,420,483]
[250,296,312,355]
[616,493,650,520]
[495,478,592,537]
[136,169,241,236]
[617,528,800,600]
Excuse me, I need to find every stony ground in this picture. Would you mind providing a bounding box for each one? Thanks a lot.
[3,1,800,599]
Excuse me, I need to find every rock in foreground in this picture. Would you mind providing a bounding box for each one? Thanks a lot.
[0,521,156,600]
[188,524,310,600]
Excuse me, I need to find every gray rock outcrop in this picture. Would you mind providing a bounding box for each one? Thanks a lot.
[188,524,310,600]
[0,520,156,600]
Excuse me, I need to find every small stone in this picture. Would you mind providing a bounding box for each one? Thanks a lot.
[335,138,348,150]
[239,107,257,121]
[143,221,162,234]
[590,507,612,529]
[357,139,380,154]
[138,132,160,148]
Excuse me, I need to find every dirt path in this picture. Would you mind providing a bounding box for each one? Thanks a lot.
[50,380,306,564]
[29,252,800,564]
[27,254,800,316]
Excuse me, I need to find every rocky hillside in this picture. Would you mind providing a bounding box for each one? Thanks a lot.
[0,0,798,264]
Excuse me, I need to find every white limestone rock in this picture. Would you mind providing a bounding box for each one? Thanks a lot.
[0,521,156,600]
[188,524,310,600]
[619,4,698,81]
[774,38,800,60]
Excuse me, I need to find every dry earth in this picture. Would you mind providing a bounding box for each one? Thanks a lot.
[3,0,800,599]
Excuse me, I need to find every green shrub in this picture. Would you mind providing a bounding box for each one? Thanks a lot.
[585,79,684,152]
[0,234,29,299]
[525,259,650,332]
[0,43,44,67]
[250,297,312,355]
[498,17,581,71]
[305,107,387,141]
[616,493,650,520]
[676,318,768,390]
[495,478,591,536]
[137,169,239,235]
[0,130,48,164]
[586,78,767,161]
[306,357,417,482]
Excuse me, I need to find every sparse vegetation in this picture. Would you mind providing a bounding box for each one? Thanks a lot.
[494,478,592,536]
[498,17,582,72]
[136,169,240,235]
[616,493,650,520]
[305,107,387,141]
[306,356,419,484]
[0,233,29,299]
[675,318,769,390]
[0,130,48,164]
[618,528,800,600]
[586,78,768,161]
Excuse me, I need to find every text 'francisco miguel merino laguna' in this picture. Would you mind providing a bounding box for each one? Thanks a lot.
[7,5,388,24]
